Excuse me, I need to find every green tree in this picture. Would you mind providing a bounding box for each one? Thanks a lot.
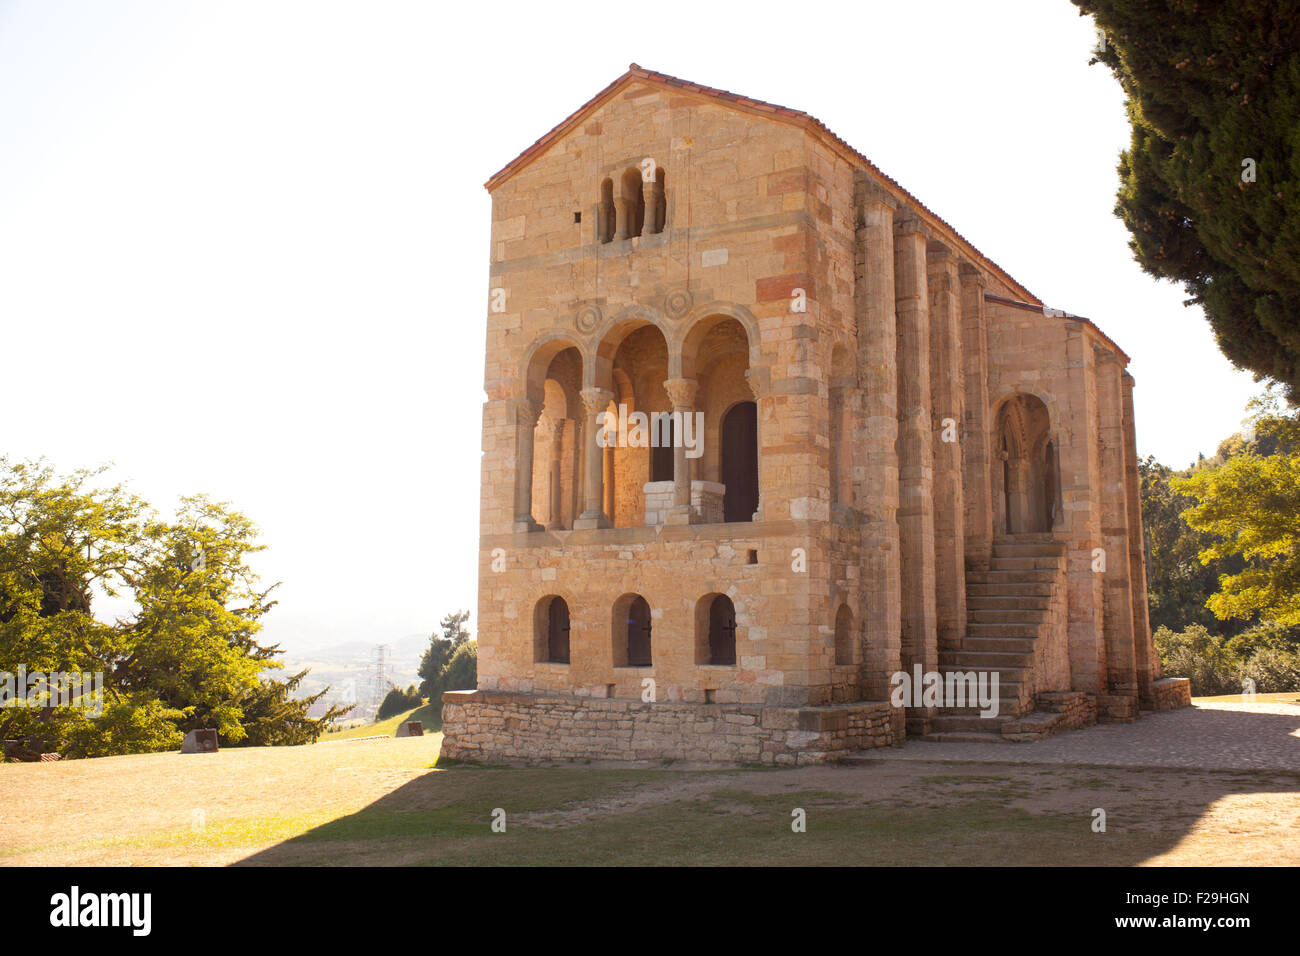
[1140,455,1247,635]
[1074,1,1300,397]
[0,458,348,759]
[1174,393,1300,627]
[417,610,473,700]
[376,683,422,720]
[440,641,477,693]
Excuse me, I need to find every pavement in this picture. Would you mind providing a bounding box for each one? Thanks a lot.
[856,701,1300,772]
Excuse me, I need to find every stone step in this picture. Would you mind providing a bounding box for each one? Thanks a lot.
[991,556,1063,571]
[968,608,1042,623]
[966,582,1054,597]
[994,533,1057,543]
[941,649,1034,668]
[967,595,1052,611]
[991,543,1065,558]
[966,569,1058,584]
[962,635,1036,653]
[968,622,1040,638]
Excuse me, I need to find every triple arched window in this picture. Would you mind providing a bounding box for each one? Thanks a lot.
[598,165,667,243]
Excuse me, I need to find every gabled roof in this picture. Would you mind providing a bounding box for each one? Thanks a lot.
[485,64,1040,305]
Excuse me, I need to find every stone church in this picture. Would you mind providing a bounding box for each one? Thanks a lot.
[440,65,1191,765]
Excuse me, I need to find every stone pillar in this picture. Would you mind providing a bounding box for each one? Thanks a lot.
[894,210,938,735]
[744,367,765,521]
[663,377,698,525]
[1062,322,1106,695]
[854,177,902,702]
[546,417,566,530]
[512,398,543,532]
[574,387,614,530]
[1122,371,1159,703]
[1096,350,1138,703]
[643,176,662,235]
[927,241,966,653]
[959,263,993,571]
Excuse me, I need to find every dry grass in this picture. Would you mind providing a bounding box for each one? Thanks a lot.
[3,733,1297,866]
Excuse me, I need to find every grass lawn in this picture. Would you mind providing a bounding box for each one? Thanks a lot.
[324,701,441,740]
[2,732,1296,866]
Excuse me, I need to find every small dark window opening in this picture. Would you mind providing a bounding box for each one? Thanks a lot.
[546,597,570,663]
[626,595,652,667]
[650,416,674,483]
[746,549,758,565]
[708,595,737,666]
[574,211,582,224]
[704,688,716,704]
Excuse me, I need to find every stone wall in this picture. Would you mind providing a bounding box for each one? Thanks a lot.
[441,689,904,766]
[1151,676,1192,711]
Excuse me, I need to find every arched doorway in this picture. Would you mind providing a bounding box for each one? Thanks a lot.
[992,394,1055,535]
[721,401,758,522]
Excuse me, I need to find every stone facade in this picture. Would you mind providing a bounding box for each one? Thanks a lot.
[441,65,1189,765]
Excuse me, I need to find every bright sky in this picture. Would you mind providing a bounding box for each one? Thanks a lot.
[0,0,1262,655]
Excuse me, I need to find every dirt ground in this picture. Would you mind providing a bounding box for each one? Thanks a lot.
[2,728,1296,866]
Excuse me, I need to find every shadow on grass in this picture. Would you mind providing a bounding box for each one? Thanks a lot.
[235,707,1300,866]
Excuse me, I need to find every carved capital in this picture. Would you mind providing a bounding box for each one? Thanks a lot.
[662,377,698,410]
[579,387,615,417]
[515,398,544,429]
[744,367,764,401]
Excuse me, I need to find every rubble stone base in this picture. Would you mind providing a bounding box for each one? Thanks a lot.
[1151,677,1193,711]
[440,689,905,766]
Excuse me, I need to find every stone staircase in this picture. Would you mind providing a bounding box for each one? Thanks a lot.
[924,534,1087,743]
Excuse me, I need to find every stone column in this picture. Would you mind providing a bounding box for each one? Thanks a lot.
[927,241,966,654]
[574,387,614,530]
[663,377,698,525]
[894,210,938,735]
[643,176,662,235]
[1122,371,1159,703]
[959,263,993,572]
[1062,322,1106,695]
[546,417,566,530]
[1097,350,1138,701]
[512,398,543,532]
[854,176,902,702]
[744,367,764,521]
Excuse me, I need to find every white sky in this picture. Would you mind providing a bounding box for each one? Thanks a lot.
[0,0,1262,654]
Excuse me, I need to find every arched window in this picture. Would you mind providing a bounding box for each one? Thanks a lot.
[721,401,759,522]
[695,593,737,665]
[834,604,854,666]
[534,595,571,664]
[652,167,666,234]
[613,594,652,667]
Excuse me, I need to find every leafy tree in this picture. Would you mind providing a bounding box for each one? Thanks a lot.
[440,641,477,693]
[417,609,472,699]
[1140,455,1247,635]
[0,458,348,759]
[1074,1,1300,397]
[376,683,422,720]
[1174,392,1300,627]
